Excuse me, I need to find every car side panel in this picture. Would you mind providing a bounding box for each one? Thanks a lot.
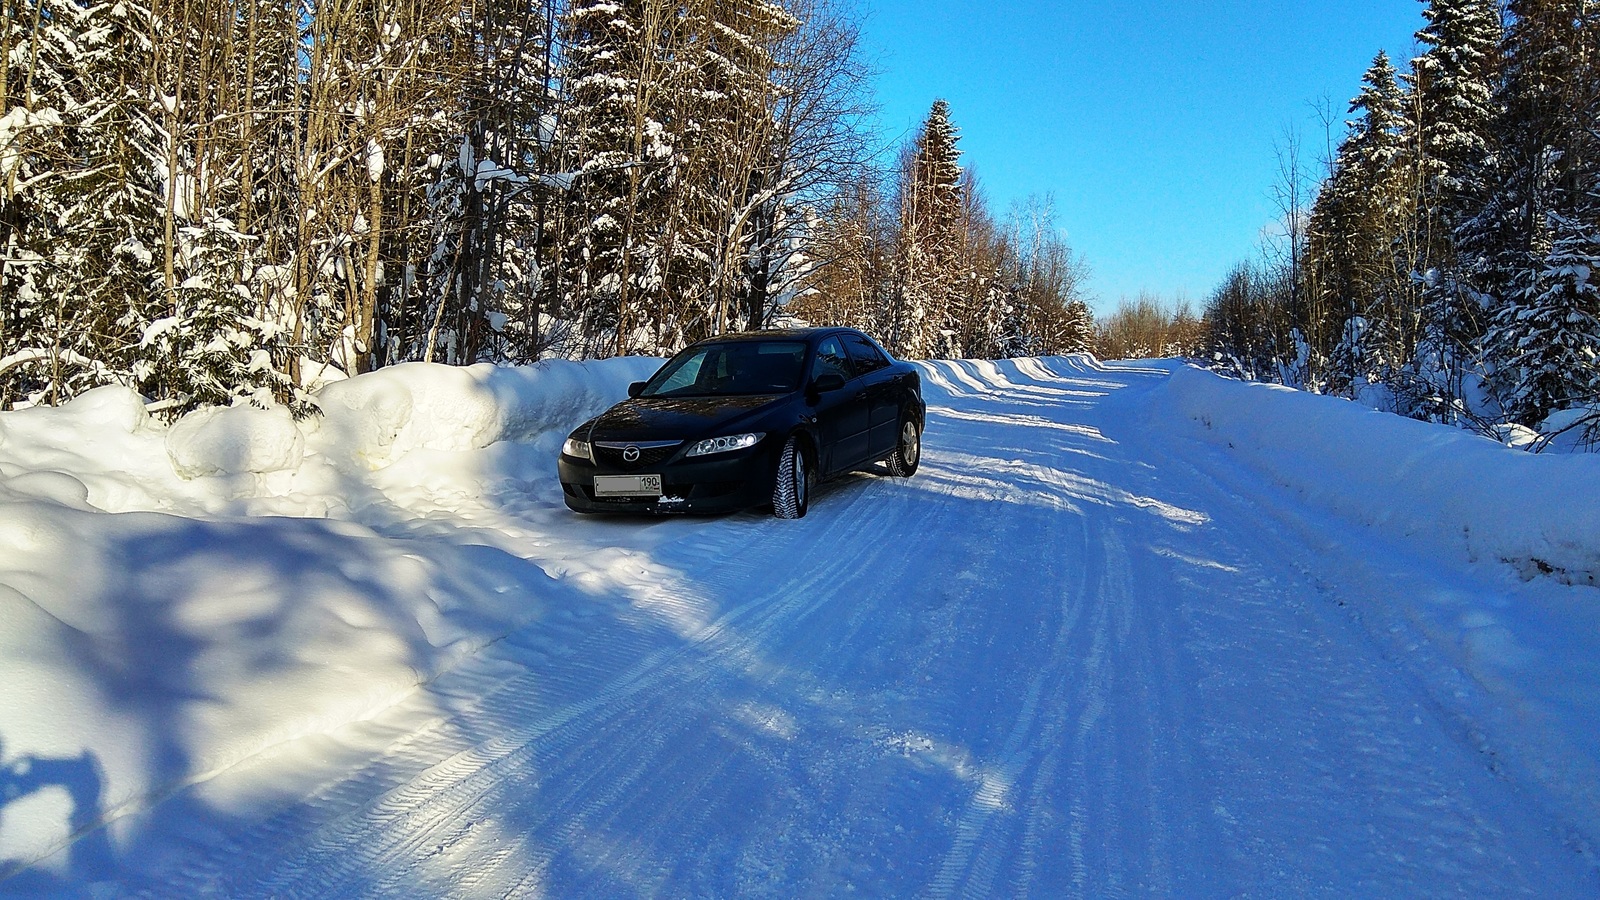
[841,333,901,459]
[863,367,900,458]
[809,336,872,475]
[812,383,871,474]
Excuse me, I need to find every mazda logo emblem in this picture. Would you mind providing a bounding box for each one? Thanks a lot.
[623,446,641,463]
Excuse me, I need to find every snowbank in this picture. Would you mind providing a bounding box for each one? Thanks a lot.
[0,358,660,517]
[0,356,659,873]
[166,403,305,478]
[1158,365,1600,584]
[305,358,661,470]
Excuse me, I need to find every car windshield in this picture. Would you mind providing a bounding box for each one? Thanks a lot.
[641,341,808,397]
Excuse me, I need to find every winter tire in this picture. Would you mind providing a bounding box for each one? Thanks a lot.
[885,417,921,477]
[772,436,811,519]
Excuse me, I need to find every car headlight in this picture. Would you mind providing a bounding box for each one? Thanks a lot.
[562,437,592,461]
[684,432,765,457]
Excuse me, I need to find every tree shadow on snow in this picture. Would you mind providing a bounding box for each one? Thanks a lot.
[0,740,114,893]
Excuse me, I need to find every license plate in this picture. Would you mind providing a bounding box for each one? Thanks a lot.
[594,474,663,497]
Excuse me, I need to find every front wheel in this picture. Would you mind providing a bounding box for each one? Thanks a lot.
[772,436,811,519]
[885,417,921,477]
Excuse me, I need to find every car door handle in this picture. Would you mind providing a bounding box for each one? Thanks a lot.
[853,391,867,401]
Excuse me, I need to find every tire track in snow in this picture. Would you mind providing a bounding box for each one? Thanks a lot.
[130,515,776,897]
[481,485,906,892]
[916,364,1178,899]
[152,481,909,897]
[1064,529,1119,899]
[318,365,1114,897]
[923,465,1093,899]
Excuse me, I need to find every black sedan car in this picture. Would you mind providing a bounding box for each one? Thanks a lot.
[559,328,925,518]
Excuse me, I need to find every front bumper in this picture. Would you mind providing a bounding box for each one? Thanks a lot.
[558,445,780,514]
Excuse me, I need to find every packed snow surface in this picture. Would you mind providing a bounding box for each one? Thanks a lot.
[1,356,1596,896]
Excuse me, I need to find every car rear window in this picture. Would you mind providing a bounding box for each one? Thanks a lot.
[812,337,853,383]
[843,334,890,374]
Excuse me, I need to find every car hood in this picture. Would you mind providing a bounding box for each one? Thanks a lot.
[587,395,783,442]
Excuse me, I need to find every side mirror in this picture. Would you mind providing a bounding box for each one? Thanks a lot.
[627,381,646,399]
[811,372,847,394]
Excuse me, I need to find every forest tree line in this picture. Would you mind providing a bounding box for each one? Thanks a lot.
[1,0,1094,413]
[1202,0,1599,446]
[789,99,1096,362]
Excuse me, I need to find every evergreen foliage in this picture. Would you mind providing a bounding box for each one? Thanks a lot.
[894,99,964,360]
[1410,0,1501,421]
[1306,52,1409,392]
[0,0,893,410]
[1206,0,1600,447]
[790,117,1095,359]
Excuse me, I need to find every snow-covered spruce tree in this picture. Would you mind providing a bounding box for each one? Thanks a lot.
[964,250,1013,361]
[1,0,90,406]
[1470,0,1597,424]
[1412,0,1504,223]
[1484,212,1600,425]
[1306,52,1410,395]
[132,0,307,411]
[1407,0,1504,420]
[139,215,295,409]
[0,0,169,407]
[1052,298,1096,356]
[5,0,328,411]
[678,0,798,343]
[892,99,964,360]
[202,0,303,396]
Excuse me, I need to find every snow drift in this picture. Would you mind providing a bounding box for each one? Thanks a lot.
[1158,364,1600,584]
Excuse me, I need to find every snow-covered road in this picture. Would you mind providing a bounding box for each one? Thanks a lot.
[5,357,1597,897]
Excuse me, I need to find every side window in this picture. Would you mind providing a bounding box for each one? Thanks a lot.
[843,334,890,375]
[811,337,853,383]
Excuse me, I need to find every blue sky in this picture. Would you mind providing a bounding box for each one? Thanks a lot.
[859,1,1428,314]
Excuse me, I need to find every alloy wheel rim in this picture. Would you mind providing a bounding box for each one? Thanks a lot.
[903,422,920,465]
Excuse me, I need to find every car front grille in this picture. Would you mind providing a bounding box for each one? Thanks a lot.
[594,441,681,470]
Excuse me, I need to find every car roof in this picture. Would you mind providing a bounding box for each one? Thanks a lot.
[689,327,862,345]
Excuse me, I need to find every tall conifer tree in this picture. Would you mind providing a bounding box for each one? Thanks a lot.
[1308,53,1408,391]
[1477,0,1599,423]
[1409,0,1504,417]
[894,99,963,359]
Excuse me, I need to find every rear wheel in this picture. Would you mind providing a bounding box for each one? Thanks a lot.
[886,417,921,477]
[772,436,811,519]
